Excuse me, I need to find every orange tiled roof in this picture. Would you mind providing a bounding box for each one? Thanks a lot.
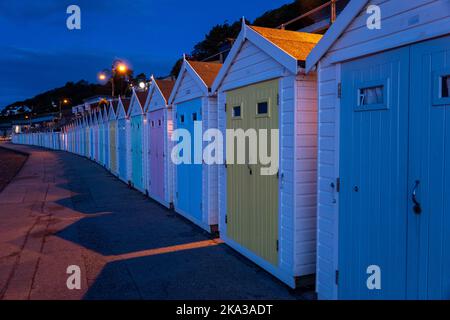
[188,61,222,88]
[250,26,323,61]
[155,79,175,101]
[136,91,148,107]
[121,98,131,114]
[111,100,119,114]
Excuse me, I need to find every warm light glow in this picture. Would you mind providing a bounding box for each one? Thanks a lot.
[63,99,69,104]
[139,81,146,89]
[98,73,107,81]
[116,63,127,73]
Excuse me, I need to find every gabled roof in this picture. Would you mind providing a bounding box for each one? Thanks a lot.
[155,79,175,102]
[128,89,147,117]
[117,97,131,119]
[188,61,222,88]
[108,100,119,120]
[212,21,322,92]
[136,91,148,107]
[169,58,223,104]
[305,0,369,72]
[250,26,322,61]
[122,98,131,114]
[102,103,109,121]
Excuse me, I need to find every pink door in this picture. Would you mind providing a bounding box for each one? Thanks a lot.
[149,109,165,201]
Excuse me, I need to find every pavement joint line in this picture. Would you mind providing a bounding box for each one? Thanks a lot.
[0,215,42,299]
[28,215,52,300]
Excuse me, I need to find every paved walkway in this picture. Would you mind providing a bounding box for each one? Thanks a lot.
[0,143,313,300]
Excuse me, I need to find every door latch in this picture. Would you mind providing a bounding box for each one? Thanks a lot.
[412,180,422,214]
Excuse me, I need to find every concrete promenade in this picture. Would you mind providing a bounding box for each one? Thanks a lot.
[0,143,313,300]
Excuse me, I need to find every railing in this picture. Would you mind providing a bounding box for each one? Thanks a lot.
[278,0,349,32]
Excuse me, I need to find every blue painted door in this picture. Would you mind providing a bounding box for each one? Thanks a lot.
[339,36,450,300]
[131,115,143,190]
[339,47,410,299]
[176,99,202,221]
[407,36,450,300]
[118,118,127,180]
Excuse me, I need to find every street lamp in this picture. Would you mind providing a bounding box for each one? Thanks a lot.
[98,60,130,97]
[116,63,127,74]
[59,98,70,120]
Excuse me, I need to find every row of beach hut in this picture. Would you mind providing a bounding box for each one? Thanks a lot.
[12,0,450,300]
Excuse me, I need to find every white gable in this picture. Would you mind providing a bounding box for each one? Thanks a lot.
[146,82,168,113]
[108,102,117,120]
[307,0,450,71]
[219,40,287,92]
[172,68,205,104]
[128,91,144,117]
[117,99,128,120]
[102,106,109,122]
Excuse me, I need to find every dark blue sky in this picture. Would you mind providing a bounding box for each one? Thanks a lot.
[0,0,291,109]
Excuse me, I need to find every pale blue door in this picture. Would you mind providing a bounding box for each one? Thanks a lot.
[176,99,202,221]
[407,36,450,300]
[339,46,410,299]
[131,115,143,190]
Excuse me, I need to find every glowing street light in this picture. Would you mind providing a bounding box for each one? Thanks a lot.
[139,81,146,90]
[116,63,128,74]
[59,98,70,120]
[98,60,131,97]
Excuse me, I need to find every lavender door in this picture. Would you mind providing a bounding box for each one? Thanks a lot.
[149,109,165,201]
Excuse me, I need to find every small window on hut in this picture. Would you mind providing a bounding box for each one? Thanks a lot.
[192,112,197,121]
[151,121,155,127]
[232,106,241,118]
[358,85,384,106]
[256,101,269,117]
[180,115,185,123]
[257,101,269,115]
[158,119,162,127]
[441,75,449,98]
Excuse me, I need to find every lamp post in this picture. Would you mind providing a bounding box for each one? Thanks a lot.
[98,61,129,97]
[59,98,70,121]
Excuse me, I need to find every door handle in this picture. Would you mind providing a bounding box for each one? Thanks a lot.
[412,180,422,214]
[247,164,253,175]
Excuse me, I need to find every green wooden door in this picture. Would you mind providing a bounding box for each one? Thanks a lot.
[226,79,279,266]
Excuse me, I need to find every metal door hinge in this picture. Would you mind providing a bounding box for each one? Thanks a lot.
[225,215,228,224]
[276,240,279,252]
[277,94,280,106]
[225,103,227,112]
[336,177,340,192]
[335,270,339,285]
[337,83,342,99]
